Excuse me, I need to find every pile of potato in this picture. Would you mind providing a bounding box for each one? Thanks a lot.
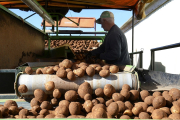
[4,82,180,119]
[25,59,119,80]
[45,40,99,60]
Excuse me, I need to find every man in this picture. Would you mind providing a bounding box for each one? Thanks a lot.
[86,11,130,66]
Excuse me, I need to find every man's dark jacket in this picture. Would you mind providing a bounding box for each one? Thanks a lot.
[91,24,130,65]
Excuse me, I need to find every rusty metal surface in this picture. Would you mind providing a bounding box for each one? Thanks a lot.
[0,9,44,69]
[17,72,138,96]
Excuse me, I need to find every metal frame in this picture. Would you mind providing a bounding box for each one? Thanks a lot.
[150,42,180,70]
[129,51,143,68]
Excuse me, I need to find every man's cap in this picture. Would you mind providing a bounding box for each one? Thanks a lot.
[96,11,114,24]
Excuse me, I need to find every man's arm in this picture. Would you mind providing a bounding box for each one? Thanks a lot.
[100,33,121,61]
[91,41,105,57]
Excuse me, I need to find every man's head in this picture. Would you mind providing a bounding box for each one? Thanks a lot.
[96,11,115,31]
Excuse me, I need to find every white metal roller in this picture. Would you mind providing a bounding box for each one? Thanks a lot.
[17,72,139,96]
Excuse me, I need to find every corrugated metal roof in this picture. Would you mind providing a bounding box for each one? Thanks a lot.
[0,0,139,10]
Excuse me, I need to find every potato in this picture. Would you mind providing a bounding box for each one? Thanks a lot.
[96,97,105,104]
[67,71,75,80]
[8,106,19,115]
[78,82,92,99]
[134,116,139,119]
[61,59,73,68]
[53,65,59,72]
[106,112,114,118]
[18,107,24,111]
[153,91,162,97]
[160,107,171,115]
[25,66,33,74]
[67,115,85,118]
[89,64,100,69]
[55,105,69,116]
[39,109,49,116]
[66,68,72,73]
[152,109,166,119]
[78,62,88,68]
[53,89,61,99]
[86,112,93,118]
[86,66,95,77]
[29,110,38,116]
[169,88,180,101]
[132,106,143,116]
[109,65,119,73]
[124,101,133,110]
[72,64,79,70]
[162,91,169,97]
[106,99,114,107]
[41,67,48,74]
[104,84,116,98]
[120,89,130,101]
[152,96,166,109]
[92,99,99,106]
[18,84,28,93]
[19,109,29,116]
[102,65,110,70]
[99,70,110,77]
[4,100,18,108]
[51,98,58,106]
[46,67,54,74]
[92,104,106,112]
[36,68,42,74]
[93,108,107,118]
[129,90,139,101]
[139,112,150,119]
[95,66,102,74]
[172,101,180,106]
[84,93,92,101]
[107,102,119,116]
[83,100,93,113]
[122,84,131,91]
[147,106,154,114]
[34,89,47,103]
[56,69,67,78]
[95,88,104,97]
[123,109,133,117]
[18,115,27,118]
[112,93,124,101]
[65,90,78,101]
[144,96,154,105]
[45,114,55,118]
[30,98,40,107]
[80,65,87,71]
[54,114,66,118]
[169,113,180,119]
[31,105,40,112]
[0,106,9,117]
[59,100,70,108]
[40,101,51,110]
[116,101,125,113]
[140,90,150,101]
[170,105,180,114]
[135,102,148,112]
[45,81,55,91]
[120,115,131,119]
[69,102,81,115]
[73,68,85,77]
[27,116,36,118]
[59,67,65,70]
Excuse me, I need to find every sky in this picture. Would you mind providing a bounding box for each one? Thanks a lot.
[10,9,132,33]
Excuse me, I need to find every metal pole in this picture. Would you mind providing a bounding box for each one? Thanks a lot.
[151,50,154,70]
[24,13,36,20]
[43,20,45,33]
[56,15,59,36]
[132,9,135,65]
